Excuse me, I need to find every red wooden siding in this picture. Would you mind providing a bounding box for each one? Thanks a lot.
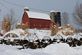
[29,18,52,29]
[22,12,29,26]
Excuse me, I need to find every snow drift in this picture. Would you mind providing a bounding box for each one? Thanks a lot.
[0,43,82,55]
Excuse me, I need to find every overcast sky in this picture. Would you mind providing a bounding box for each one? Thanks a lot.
[0,0,81,19]
[0,0,82,29]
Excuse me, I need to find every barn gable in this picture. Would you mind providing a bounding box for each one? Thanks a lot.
[22,11,29,24]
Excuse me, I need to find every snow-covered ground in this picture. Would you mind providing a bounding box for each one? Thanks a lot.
[0,43,82,55]
[0,29,82,55]
[1,29,82,41]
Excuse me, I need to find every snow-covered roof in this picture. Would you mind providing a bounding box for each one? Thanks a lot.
[24,7,29,9]
[50,10,59,12]
[26,11,51,20]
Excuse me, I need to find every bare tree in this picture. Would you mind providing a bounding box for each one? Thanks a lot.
[72,3,82,32]
[73,3,82,23]
[62,12,69,25]
[2,9,17,30]
[9,9,17,29]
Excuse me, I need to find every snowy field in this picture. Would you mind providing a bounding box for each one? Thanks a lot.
[0,43,82,55]
[0,29,82,55]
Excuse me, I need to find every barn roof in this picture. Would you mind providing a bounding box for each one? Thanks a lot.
[26,11,51,20]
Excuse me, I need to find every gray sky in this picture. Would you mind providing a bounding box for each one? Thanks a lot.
[0,0,82,29]
[0,0,81,19]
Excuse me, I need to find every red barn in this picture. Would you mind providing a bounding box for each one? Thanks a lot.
[22,7,52,29]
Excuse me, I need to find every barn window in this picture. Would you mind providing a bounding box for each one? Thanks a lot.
[34,24,36,27]
[46,25,48,27]
[36,24,37,27]
[39,25,41,27]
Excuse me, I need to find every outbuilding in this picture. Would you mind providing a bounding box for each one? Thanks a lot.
[22,7,53,29]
